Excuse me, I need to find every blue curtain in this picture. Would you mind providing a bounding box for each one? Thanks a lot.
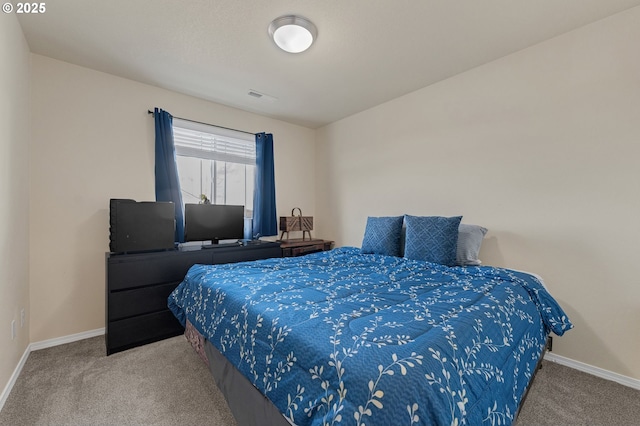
[252,133,278,238]
[154,107,185,243]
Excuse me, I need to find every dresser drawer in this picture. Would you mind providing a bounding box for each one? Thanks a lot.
[108,282,180,321]
[213,245,283,264]
[106,310,184,355]
[108,251,212,290]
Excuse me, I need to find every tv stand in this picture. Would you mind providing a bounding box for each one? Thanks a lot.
[105,241,282,355]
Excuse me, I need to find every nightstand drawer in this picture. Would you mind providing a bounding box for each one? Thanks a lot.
[280,239,334,257]
[290,243,325,256]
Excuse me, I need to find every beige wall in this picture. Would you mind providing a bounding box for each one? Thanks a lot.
[316,7,640,380]
[0,14,31,394]
[29,55,316,342]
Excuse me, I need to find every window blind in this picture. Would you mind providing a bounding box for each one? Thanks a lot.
[172,118,255,165]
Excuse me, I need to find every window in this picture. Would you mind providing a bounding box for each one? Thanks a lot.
[172,119,255,218]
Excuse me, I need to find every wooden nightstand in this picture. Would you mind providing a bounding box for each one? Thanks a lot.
[280,239,334,257]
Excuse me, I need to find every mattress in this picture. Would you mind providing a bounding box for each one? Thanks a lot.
[169,247,572,425]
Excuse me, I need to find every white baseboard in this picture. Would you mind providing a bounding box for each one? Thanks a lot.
[29,327,105,351]
[0,328,105,412]
[545,352,640,390]
[0,344,31,412]
[2,331,638,412]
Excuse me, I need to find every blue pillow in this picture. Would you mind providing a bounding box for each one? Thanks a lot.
[361,216,404,256]
[404,215,463,266]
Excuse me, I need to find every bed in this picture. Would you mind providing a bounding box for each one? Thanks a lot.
[168,244,572,426]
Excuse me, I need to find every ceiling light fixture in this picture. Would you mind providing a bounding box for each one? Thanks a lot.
[268,15,317,54]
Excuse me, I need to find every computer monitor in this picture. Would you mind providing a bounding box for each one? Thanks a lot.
[184,204,245,244]
[109,199,175,253]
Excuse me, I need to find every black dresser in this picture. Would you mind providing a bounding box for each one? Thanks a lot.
[105,242,282,355]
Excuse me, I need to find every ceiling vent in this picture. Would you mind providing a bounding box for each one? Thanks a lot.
[247,89,278,102]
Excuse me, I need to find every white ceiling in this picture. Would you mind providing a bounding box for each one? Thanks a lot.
[18,0,640,129]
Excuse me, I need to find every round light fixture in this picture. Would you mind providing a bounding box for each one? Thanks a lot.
[268,15,317,53]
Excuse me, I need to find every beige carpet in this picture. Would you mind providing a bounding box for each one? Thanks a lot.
[1,335,638,425]
[0,336,236,426]
[516,360,640,425]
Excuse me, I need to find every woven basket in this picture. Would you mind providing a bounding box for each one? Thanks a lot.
[279,208,313,240]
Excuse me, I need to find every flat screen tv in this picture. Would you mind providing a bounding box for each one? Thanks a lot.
[184,204,245,244]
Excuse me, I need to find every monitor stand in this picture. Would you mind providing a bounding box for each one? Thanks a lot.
[201,239,242,249]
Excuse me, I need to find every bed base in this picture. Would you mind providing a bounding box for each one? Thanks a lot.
[203,341,292,426]
[185,320,290,426]
[514,335,552,420]
[184,320,551,426]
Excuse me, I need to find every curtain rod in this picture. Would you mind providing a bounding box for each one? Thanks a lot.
[147,110,256,136]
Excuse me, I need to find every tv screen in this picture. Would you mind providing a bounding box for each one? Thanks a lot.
[184,204,245,244]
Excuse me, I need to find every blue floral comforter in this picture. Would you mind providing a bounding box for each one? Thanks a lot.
[169,247,572,426]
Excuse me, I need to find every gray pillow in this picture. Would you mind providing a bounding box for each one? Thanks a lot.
[456,224,488,266]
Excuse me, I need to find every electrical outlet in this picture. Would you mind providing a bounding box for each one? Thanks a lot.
[21,309,25,328]
[11,320,16,340]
